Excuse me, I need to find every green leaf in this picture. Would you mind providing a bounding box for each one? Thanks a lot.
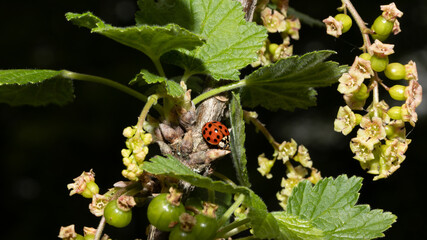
[272,212,324,240]
[136,0,267,80]
[143,155,249,195]
[132,70,184,97]
[0,69,73,106]
[287,175,397,239]
[229,92,250,187]
[246,191,281,239]
[241,50,348,111]
[66,12,204,61]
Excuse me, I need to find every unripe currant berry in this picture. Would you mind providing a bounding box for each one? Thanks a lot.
[387,106,402,120]
[268,43,279,55]
[385,62,406,80]
[335,14,352,33]
[370,55,389,72]
[81,181,99,199]
[389,85,407,101]
[384,125,395,139]
[359,53,372,61]
[371,15,394,37]
[353,83,370,100]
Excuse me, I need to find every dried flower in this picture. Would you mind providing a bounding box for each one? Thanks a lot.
[357,116,386,149]
[392,19,401,35]
[261,8,287,33]
[323,16,343,38]
[89,194,109,217]
[117,195,136,211]
[405,60,418,81]
[334,106,357,135]
[67,169,96,196]
[380,3,403,21]
[405,79,423,108]
[286,17,301,40]
[368,39,394,57]
[83,227,97,237]
[401,103,418,127]
[337,72,365,94]
[343,93,367,110]
[351,56,374,79]
[58,225,77,239]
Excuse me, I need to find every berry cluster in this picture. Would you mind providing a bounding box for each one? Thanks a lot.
[252,0,301,67]
[325,2,422,180]
[147,188,219,240]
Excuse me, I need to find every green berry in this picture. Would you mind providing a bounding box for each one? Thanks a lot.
[359,53,372,61]
[372,33,390,42]
[191,214,218,240]
[353,83,370,100]
[81,181,99,199]
[385,62,406,80]
[372,15,394,36]
[104,200,132,228]
[389,85,407,101]
[385,125,395,138]
[169,226,196,240]
[370,55,389,72]
[84,235,95,240]
[268,43,279,55]
[335,14,352,33]
[387,106,402,120]
[147,193,186,232]
[76,234,85,240]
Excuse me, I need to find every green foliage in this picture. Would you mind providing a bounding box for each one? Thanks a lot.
[288,176,397,239]
[0,69,73,106]
[132,70,184,97]
[229,92,250,187]
[66,12,204,62]
[136,0,267,80]
[241,50,348,111]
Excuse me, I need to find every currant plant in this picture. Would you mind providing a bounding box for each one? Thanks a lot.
[2,0,420,239]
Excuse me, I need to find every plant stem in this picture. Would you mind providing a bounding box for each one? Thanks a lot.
[243,110,280,150]
[192,80,247,105]
[61,70,148,102]
[219,222,251,239]
[61,70,164,114]
[216,218,251,238]
[342,0,372,54]
[94,216,106,240]
[212,171,237,186]
[343,0,380,110]
[136,94,159,135]
[218,194,245,227]
[152,57,166,77]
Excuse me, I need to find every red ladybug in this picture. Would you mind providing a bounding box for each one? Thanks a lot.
[202,121,230,149]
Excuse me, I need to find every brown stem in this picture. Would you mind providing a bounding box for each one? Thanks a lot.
[243,110,280,150]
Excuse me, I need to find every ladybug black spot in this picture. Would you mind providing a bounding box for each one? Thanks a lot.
[203,130,206,135]
[208,123,212,128]
[213,139,218,143]
[214,128,218,133]
[207,137,211,141]
[218,125,223,129]
[216,135,220,139]
[209,131,212,135]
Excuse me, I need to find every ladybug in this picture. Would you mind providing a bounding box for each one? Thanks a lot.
[202,121,230,149]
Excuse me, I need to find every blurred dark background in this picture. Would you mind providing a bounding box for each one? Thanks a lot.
[0,0,426,239]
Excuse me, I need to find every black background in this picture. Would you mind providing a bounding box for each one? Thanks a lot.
[1,0,426,239]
